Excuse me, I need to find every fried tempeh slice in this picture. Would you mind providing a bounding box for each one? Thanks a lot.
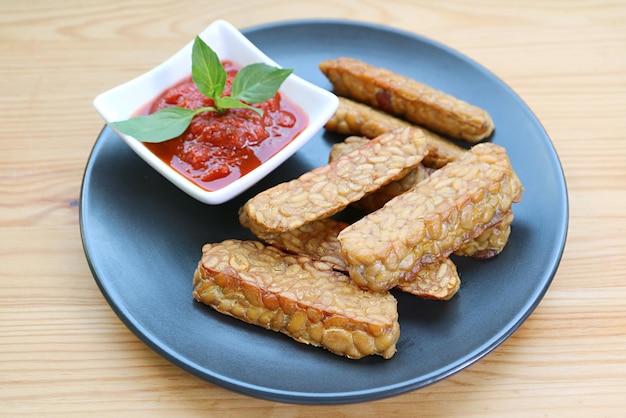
[193,240,400,359]
[326,96,407,137]
[242,127,428,233]
[239,214,349,271]
[242,216,461,301]
[327,135,370,163]
[320,58,495,142]
[396,258,460,301]
[329,136,434,212]
[338,142,523,292]
[355,165,433,213]
[327,97,467,168]
[454,211,514,259]
[333,140,512,257]
[330,139,514,256]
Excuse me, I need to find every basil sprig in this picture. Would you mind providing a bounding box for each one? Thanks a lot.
[110,36,293,143]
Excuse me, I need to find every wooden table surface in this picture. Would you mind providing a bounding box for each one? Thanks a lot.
[2,1,625,416]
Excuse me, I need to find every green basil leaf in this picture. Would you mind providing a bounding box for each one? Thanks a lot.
[191,36,226,99]
[109,36,295,144]
[214,96,263,115]
[110,107,208,143]
[230,63,293,104]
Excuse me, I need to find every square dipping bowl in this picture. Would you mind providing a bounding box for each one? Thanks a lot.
[93,19,338,204]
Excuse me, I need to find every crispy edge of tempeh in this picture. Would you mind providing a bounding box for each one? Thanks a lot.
[338,142,523,292]
[242,127,428,233]
[242,215,461,300]
[396,258,460,301]
[329,135,434,212]
[328,135,370,163]
[192,239,400,359]
[454,211,514,259]
[326,97,467,168]
[354,165,433,213]
[320,58,495,142]
[239,213,350,271]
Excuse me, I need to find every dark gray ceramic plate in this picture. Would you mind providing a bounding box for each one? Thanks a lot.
[80,20,568,404]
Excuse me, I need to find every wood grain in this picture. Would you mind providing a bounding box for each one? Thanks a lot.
[1,0,626,416]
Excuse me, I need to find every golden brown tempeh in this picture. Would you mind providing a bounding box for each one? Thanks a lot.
[243,216,461,300]
[355,165,433,213]
[193,240,400,359]
[327,135,370,164]
[396,258,460,301]
[320,58,495,142]
[454,211,514,259]
[329,135,433,212]
[241,127,428,233]
[239,213,350,271]
[327,97,467,168]
[338,142,523,292]
[325,96,408,137]
[329,137,513,258]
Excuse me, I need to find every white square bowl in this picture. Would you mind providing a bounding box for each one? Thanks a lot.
[93,19,338,204]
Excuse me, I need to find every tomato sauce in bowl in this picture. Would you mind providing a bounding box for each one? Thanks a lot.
[142,61,308,192]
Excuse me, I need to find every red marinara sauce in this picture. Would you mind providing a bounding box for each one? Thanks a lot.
[142,60,308,192]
